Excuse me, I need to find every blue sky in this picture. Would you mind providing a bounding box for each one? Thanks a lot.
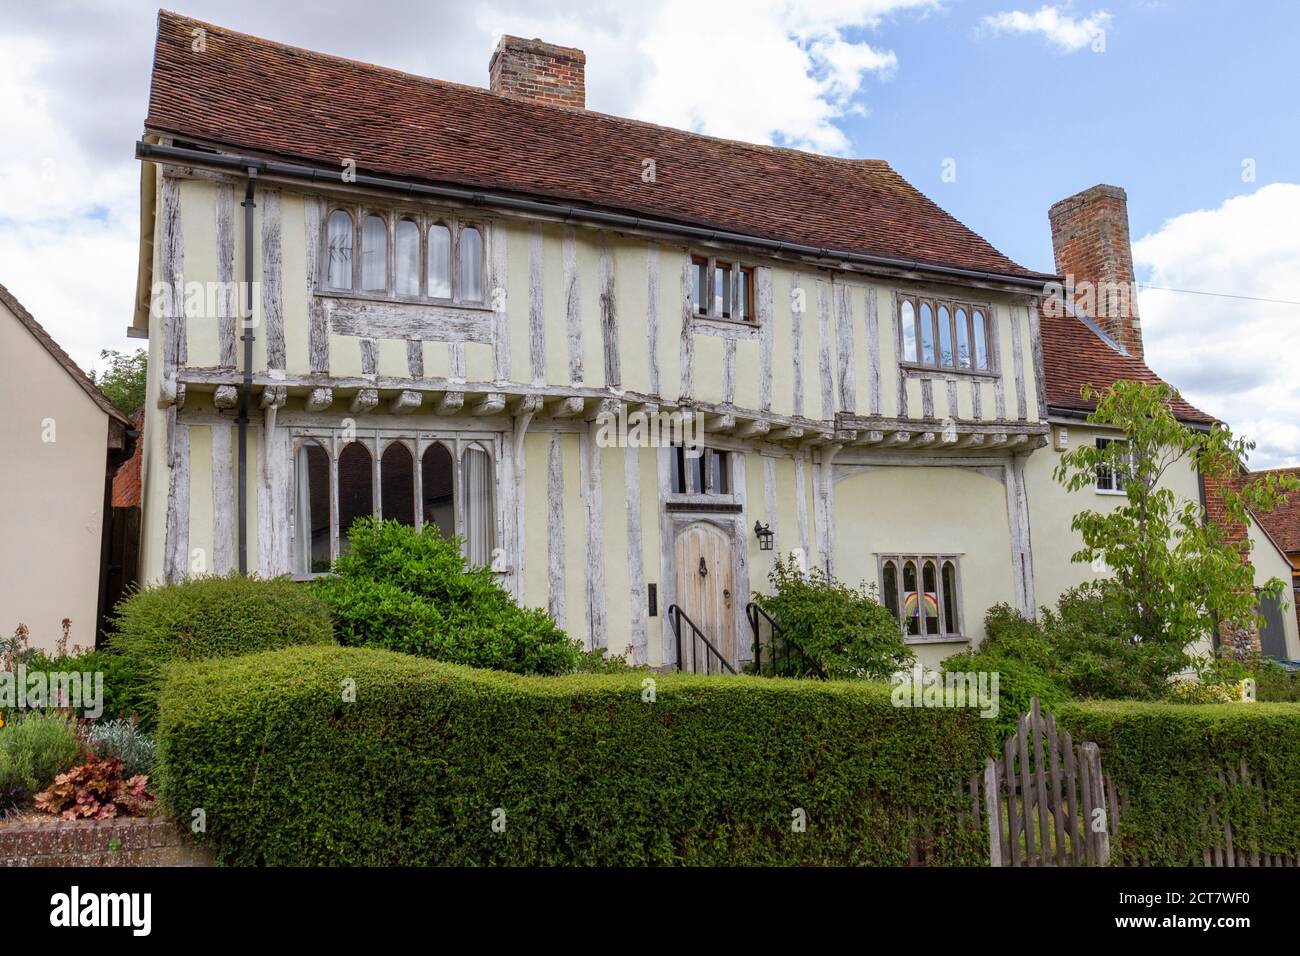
[2,0,1297,464]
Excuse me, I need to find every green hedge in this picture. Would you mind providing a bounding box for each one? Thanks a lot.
[108,574,336,729]
[157,645,996,866]
[1058,700,1300,865]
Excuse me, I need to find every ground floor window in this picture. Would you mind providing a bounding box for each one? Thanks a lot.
[293,430,498,576]
[878,554,963,639]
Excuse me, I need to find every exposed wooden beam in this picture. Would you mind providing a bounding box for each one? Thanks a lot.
[434,391,464,415]
[305,387,333,412]
[350,388,378,414]
[389,390,422,415]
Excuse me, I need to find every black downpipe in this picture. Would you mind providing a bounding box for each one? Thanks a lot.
[237,168,257,574]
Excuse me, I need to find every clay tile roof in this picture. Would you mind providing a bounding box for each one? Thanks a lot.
[1243,466,1300,554]
[0,282,132,427]
[111,410,145,508]
[145,11,1049,282]
[1039,301,1215,426]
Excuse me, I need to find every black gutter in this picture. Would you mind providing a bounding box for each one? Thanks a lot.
[136,140,1055,291]
[237,167,257,575]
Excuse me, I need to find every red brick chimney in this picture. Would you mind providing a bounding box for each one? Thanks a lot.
[489,36,585,110]
[1048,184,1144,359]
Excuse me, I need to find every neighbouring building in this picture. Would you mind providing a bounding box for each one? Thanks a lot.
[128,12,1299,670]
[0,284,136,653]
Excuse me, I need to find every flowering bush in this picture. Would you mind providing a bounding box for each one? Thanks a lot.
[34,757,154,820]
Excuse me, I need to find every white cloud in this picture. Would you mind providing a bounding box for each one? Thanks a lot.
[1133,183,1300,469]
[981,5,1112,53]
[480,0,933,154]
[0,35,140,377]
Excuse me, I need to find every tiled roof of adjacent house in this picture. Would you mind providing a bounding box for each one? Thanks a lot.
[145,11,1049,282]
[0,282,132,427]
[1243,467,1300,554]
[1039,302,1215,425]
[111,410,145,508]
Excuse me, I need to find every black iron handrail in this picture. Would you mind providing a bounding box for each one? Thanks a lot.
[667,604,737,675]
[746,601,827,679]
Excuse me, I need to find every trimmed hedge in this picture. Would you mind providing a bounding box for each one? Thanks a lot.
[108,574,335,729]
[1058,700,1300,865]
[157,645,997,866]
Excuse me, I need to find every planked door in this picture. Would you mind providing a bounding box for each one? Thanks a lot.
[673,522,736,671]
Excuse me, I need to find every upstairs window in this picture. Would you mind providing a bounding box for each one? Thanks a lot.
[692,254,757,323]
[880,555,962,640]
[671,446,730,495]
[326,210,354,290]
[1095,438,1129,493]
[322,207,485,305]
[898,295,991,372]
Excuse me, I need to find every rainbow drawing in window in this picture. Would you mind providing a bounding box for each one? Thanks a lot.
[903,591,938,619]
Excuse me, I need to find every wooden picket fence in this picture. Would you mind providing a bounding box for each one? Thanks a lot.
[954,699,1299,868]
[963,698,1116,866]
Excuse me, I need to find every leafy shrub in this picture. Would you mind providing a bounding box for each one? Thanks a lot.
[1058,700,1300,865]
[575,648,642,673]
[944,587,1190,718]
[1246,657,1300,703]
[34,757,154,820]
[84,719,155,777]
[17,650,152,724]
[312,519,581,675]
[1162,676,1242,704]
[754,556,913,680]
[157,645,997,866]
[108,574,335,728]
[0,714,82,810]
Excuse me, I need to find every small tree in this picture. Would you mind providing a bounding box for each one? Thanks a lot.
[91,348,147,417]
[1054,381,1297,650]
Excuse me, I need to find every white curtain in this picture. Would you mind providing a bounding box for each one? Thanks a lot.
[463,444,493,567]
[294,444,312,576]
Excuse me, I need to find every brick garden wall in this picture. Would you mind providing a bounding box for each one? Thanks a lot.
[0,817,212,867]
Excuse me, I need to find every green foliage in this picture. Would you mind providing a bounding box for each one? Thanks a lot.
[91,348,147,417]
[1058,700,1300,865]
[34,757,154,820]
[754,555,913,680]
[108,574,335,728]
[575,648,643,673]
[1250,660,1300,703]
[945,590,1190,724]
[18,650,152,725]
[84,719,156,778]
[157,645,997,866]
[0,714,82,810]
[1054,380,1298,650]
[311,518,582,675]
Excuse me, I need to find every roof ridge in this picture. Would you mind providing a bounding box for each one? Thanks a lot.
[0,281,132,426]
[157,10,906,172]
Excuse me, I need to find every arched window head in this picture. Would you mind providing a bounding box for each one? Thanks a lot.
[361,214,387,291]
[421,443,455,539]
[973,310,988,370]
[956,308,971,368]
[380,442,415,526]
[326,210,353,289]
[294,440,331,575]
[882,560,899,624]
[938,305,953,367]
[462,443,493,567]
[395,219,420,295]
[458,226,483,303]
[428,224,452,299]
[337,441,373,553]
[900,299,917,363]
[919,302,936,365]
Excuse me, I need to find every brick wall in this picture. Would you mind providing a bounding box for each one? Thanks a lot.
[0,817,212,867]
[1203,472,1263,657]
[489,36,586,110]
[1048,184,1145,359]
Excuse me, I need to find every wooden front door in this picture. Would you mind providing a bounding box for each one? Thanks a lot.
[673,522,736,672]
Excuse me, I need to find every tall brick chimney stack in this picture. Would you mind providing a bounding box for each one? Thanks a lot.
[1048,184,1144,359]
[489,36,586,110]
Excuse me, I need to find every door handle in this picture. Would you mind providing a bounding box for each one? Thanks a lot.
[699,557,708,578]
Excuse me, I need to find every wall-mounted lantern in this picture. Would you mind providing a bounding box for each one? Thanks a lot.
[753,520,774,551]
